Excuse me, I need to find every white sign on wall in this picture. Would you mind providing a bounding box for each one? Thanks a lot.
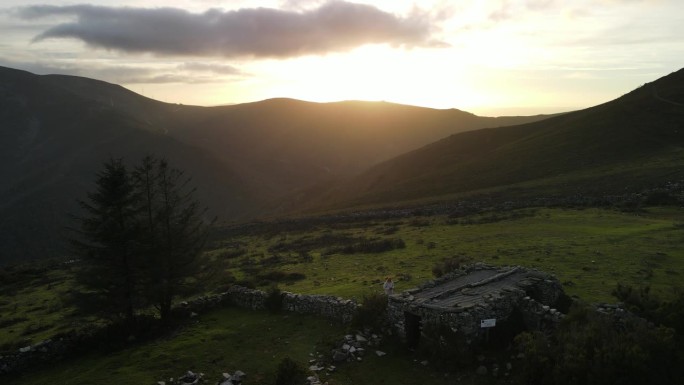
[480,318,497,328]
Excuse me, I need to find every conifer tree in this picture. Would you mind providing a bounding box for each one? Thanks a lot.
[133,156,212,321]
[72,158,140,321]
[73,156,212,322]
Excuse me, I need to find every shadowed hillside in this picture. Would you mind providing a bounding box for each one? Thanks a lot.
[165,98,555,200]
[0,66,553,264]
[307,68,684,210]
[0,67,253,264]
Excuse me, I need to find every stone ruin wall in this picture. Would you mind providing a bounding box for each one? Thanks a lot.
[0,286,358,376]
[219,285,359,324]
[387,266,566,342]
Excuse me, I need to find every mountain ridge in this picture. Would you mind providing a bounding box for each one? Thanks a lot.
[298,68,684,211]
[0,65,555,264]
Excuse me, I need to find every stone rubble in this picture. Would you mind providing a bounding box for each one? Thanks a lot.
[156,369,245,385]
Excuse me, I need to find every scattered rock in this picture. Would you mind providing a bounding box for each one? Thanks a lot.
[179,370,199,384]
[332,349,348,362]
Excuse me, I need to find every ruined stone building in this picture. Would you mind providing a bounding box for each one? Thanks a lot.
[387,263,566,347]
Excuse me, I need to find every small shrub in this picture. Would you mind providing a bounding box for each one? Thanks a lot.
[264,286,284,313]
[260,255,283,267]
[217,247,247,259]
[0,316,28,328]
[376,225,399,235]
[297,251,313,263]
[514,304,680,385]
[351,292,388,331]
[257,270,306,285]
[235,279,256,289]
[409,218,431,227]
[274,357,308,385]
[432,256,470,278]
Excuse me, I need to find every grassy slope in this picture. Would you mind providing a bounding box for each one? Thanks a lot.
[306,69,684,212]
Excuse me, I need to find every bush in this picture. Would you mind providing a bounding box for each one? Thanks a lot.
[351,292,388,331]
[297,251,313,263]
[338,238,406,254]
[274,357,308,385]
[264,286,284,313]
[217,247,247,259]
[432,255,470,278]
[514,304,680,385]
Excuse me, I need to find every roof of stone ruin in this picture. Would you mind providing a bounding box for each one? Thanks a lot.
[399,265,550,311]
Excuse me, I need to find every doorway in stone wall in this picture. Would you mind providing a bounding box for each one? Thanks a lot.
[404,312,422,349]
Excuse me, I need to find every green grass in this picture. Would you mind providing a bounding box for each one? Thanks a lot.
[4,206,684,350]
[6,307,485,385]
[4,205,684,384]
[0,264,82,350]
[217,206,684,303]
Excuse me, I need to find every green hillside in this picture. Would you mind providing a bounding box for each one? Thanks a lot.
[309,69,684,210]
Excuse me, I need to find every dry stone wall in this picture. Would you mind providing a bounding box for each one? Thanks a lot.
[1,285,358,376]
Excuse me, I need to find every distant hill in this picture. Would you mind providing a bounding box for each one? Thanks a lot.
[156,98,555,203]
[306,68,684,210]
[0,66,552,264]
[0,67,258,264]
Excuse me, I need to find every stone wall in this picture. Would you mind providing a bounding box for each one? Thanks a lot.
[387,265,566,344]
[173,286,359,323]
[281,292,358,324]
[0,285,358,376]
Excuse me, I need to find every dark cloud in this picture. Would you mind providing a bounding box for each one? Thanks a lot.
[15,2,441,58]
[0,57,243,84]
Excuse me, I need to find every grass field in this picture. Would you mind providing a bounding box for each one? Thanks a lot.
[2,205,684,384]
[212,206,684,303]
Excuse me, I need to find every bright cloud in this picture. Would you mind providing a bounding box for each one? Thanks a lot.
[0,0,682,115]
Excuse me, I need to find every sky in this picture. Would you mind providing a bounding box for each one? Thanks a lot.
[1,0,683,116]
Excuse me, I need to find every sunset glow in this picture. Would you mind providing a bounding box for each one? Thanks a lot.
[1,0,682,115]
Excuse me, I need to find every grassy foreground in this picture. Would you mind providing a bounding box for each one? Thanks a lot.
[3,206,684,384]
[6,307,485,385]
